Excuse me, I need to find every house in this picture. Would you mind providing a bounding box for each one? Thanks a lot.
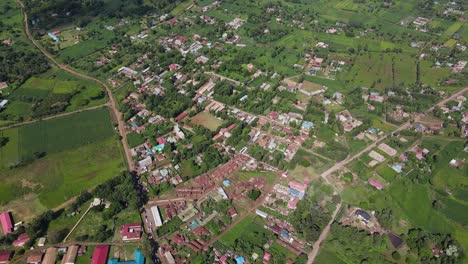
[118,67,138,79]
[168,64,180,71]
[228,208,238,218]
[171,234,185,246]
[0,82,8,90]
[301,121,314,130]
[195,56,209,64]
[175,112,189,122]
[449,159,464,168]
[0,251,11,264]
[355,209,371,224]
[108,249,144,264]
[263,252,271,263]
[0,100,8,108]
[368,179,383,190]
[164,251,175,264]
[120,223,143,241]
[255,209,268,218]
[387,233,404,249]
[42,248,57,264]
[288,180,307,199]
[91,245,109,264]
[0,212,13,235]
[13,233,30,247]
[26,252,43,264]
[235,256,245,264]
[62,245,79,264]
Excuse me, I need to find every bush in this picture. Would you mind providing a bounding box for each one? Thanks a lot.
[247,190,261,201]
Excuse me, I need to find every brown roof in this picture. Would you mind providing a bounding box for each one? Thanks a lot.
[42,248,57,264]
[62,245,79,264]
[27,252,43,263]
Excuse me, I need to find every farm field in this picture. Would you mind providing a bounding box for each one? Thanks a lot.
[190,111,223,131]
[3,68,107,122]
[0,108,125,220]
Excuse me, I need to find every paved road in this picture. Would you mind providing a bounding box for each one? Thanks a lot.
[0,103,109,131]
[16,0,134,171]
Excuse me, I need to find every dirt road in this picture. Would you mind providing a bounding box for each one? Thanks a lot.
[307,202,342,264]
[16,0,134,171]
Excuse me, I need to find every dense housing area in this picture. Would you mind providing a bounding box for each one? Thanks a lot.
[0,0,467,263]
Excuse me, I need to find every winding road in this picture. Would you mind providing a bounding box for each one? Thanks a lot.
[16,0,134,171]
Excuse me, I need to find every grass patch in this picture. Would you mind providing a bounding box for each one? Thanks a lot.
[190,111,223,131]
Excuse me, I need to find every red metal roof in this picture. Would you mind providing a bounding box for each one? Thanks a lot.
[288,181,307,192]
[368,179,383,190]
[91,245,109,264]
[0,251,11,263]
[0,212,13,235]
[175,112,188,122]
[13,233,30,247]
[120,223,142,241]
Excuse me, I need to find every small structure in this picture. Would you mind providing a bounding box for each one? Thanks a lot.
[91,245,110,264]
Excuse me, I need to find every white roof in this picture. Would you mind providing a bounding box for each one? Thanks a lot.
[151,206,163,227]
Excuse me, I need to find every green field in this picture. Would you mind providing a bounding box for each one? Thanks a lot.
[190,111,223,131]
[219,215,255,247]
[0,108,125,220]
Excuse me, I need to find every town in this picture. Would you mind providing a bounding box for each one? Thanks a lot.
[0,0,466,264]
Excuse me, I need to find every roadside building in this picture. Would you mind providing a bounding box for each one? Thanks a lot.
[42,248,57,264]
[91,245,110,264]
[26,252,43,264]
[151,206,163,227]
[62,245,79,264]
[120,223,143,241]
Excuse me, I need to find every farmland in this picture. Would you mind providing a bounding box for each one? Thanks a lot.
[0,108,125,219]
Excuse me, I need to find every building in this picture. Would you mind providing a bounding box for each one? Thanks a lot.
[368,179,383,190]
[13,233,30,247]
[120,223,143,241]
[62,245,79,264]
[164,251,175,264]
[42,248,57,264]
[151,206,163,227]
[0,251,11,264]
[26,252,43,264]
[0,212,13,235]
[91,245,109,264]
[255,209,268,218]
[355,209,371,224]
[108,249,144,264]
